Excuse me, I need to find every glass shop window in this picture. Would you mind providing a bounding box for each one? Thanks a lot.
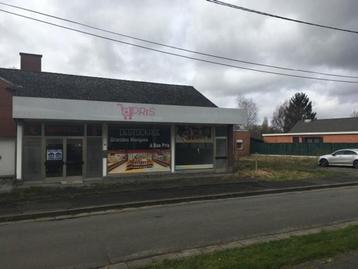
[45,124,84,136]
[175,126,214,170]
[107,125,171,174]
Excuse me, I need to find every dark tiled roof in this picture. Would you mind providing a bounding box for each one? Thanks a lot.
[289,118,358,133]
[0,68,216,107]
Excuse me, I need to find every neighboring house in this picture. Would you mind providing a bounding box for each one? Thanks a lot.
[234,130,250,158]
[0,52,246,181]
[263,118,358,144]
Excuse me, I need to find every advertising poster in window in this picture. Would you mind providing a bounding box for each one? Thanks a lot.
[107,126,171,174]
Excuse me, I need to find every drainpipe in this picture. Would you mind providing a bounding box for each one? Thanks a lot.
[16,121,23,180]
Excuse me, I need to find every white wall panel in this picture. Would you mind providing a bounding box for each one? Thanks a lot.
[13,97,247,125]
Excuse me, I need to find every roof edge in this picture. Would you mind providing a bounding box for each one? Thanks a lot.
[263,131,358,137]
[0,67,194,88]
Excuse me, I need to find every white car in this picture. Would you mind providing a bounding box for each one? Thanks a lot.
[318,149,358,168]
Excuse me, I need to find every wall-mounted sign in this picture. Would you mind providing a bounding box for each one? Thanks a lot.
[46,149,63,161]
[14,97,247,124]
[117,103,156,120]
[107,126,171,174]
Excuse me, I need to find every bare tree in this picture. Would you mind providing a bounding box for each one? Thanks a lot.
[261,117,270,133]
[271,101,288,132]
[237,95,258,129]
[351,110,358,118]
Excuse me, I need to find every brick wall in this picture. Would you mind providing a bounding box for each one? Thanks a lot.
[263,135,293,143]
[263,134,358,143]
[0,79,16,137]
[234,130,250,158]
[323,134,358,143]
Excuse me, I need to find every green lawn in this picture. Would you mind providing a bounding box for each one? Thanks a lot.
[142,225,358,269]
[235,155,340,181]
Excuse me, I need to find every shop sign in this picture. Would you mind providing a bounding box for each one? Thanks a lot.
[117,103,156,120]
[108,126,170,150]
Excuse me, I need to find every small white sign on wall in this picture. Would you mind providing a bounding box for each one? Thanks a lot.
[46,149,63,161]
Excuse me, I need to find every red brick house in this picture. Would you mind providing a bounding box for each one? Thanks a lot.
[263,118,358,144]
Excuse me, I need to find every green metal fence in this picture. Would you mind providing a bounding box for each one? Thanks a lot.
[251,140,358,156]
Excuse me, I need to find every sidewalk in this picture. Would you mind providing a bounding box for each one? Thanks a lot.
[1,175,358,222]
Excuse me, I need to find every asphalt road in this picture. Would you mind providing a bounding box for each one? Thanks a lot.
[2,186,358,269]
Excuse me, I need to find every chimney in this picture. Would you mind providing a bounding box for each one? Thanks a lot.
[20,52,42,72]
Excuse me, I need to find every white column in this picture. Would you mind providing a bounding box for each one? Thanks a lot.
[171,125,175,173]
[16,122,23,180]
[102,124,108,177]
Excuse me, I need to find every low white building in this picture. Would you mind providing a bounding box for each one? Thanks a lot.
[0,53,246,181]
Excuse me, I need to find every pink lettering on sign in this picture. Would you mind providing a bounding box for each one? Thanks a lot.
[117,103,156,120]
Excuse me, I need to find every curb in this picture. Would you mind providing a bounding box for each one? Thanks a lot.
[100,218,358,269]
[1,181,358,223]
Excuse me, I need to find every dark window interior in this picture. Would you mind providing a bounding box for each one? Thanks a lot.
[175,143,213,165]
[87,125,102,137]
[303,137,323,143]
[45,124,84,136]
[24,122,41,136]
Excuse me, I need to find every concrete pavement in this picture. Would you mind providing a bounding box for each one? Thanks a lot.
[3,176,358,222]
[1,186,358,269]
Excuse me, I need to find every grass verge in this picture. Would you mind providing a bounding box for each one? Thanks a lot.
[235,155,341,181]
[142,225,358,269]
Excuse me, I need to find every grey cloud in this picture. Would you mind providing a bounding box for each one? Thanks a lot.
[1,0,358,122]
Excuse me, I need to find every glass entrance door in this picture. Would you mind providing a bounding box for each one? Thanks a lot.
[45,138,83,178]
[66,139,83,177]
[45,139,64,178]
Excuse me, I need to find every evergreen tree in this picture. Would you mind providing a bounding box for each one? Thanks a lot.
[283,92,316,132]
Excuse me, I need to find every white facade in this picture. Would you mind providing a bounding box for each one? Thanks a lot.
[13,96,246,125]
[0,138,15,177]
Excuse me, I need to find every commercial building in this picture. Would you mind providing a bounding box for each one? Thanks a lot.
[263,118,358,144]
[0,53,246,181]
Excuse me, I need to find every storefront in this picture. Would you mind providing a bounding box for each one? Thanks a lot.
[0,53,246,181]
[14,97,245,181]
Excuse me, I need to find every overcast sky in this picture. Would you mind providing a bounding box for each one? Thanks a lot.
[1,0,358,123]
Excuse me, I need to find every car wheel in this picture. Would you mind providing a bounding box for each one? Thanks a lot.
[353,160,358,169]
[319,159,329,167]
